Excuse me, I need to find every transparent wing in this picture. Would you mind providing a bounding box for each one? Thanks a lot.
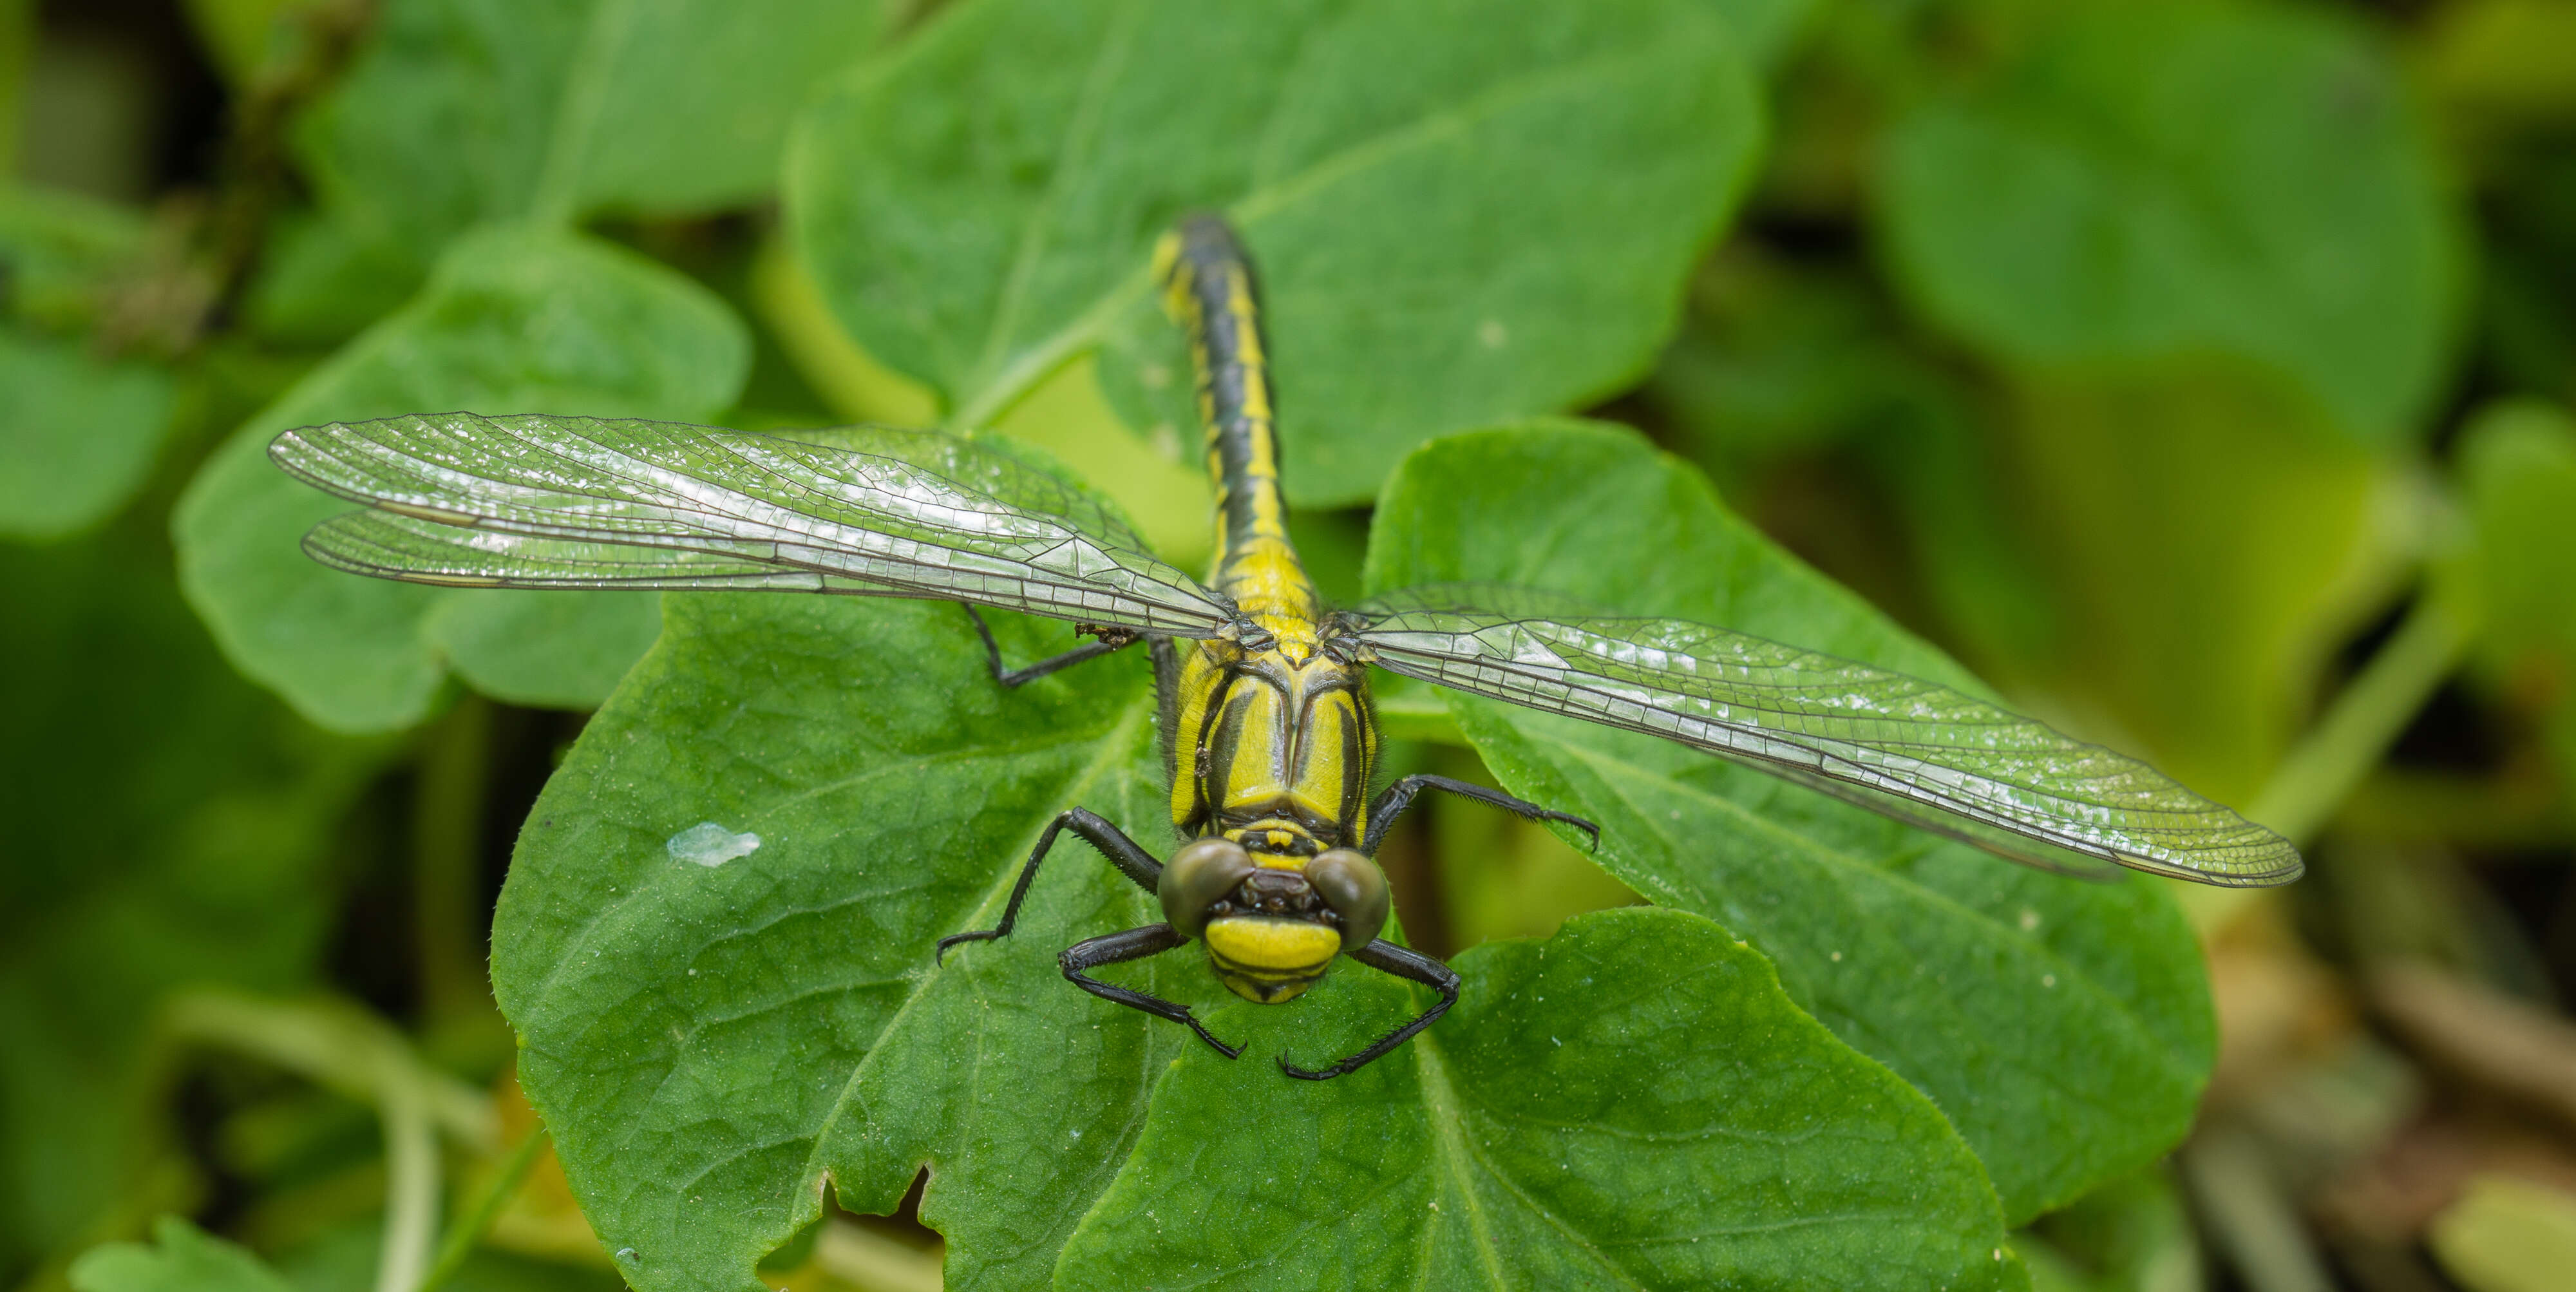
[1344,586,2302,886]
[303,510,918,593]
[270,413,1236,636]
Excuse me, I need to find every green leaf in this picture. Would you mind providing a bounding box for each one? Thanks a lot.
[2454,399,2576,781]
[1877,2,2461,441]
[1058,907,2021,1291]
[789,0,1761,506]
[493,594,1185,1292]
[294,0,893,271]
[1705,0,1815,71]
[0,328,175,540]
[1363,421,2215,1224]
[497,580,2022,1289]
[243,207,428,348]
[69,1217,294,1292]
[174,224,748,733]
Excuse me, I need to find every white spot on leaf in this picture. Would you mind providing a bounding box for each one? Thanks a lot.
[668,822,761,867]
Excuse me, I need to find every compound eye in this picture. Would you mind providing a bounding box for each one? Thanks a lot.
[1159,836,1255,939]
[1303,849,1389,953]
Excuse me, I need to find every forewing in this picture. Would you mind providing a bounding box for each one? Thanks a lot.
[1345,588,2302,886]
[270,413,1233,636]
[304,510,912,593]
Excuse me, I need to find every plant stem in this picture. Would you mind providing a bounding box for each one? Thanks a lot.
[414,697,493,1040]
[160,989,496,1143]
[375,1064,439,1292]
[2251,592,2474,845]
[160,992,497,1292]
[417,1131,546,1292]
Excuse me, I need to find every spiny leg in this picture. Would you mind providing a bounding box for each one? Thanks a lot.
[936,808,1161,962]
[1061,924,1241,1061]
[1279,939,1459,1081]
[961,604,1136,688]
[1361,774,1600,855]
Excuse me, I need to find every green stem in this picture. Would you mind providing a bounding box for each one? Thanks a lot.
[2251,592,2474,844]
[160,989,500,1292]
[375,1066,439,1292]
[417,1131,546,1292]
[160,990,495,1141]
[413,697,493,1038]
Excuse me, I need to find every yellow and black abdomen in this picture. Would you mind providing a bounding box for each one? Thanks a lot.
[1155,216,1318,642]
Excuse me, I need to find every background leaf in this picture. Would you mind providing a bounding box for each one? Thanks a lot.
[68,1216,294,1292]
[2454,399,2576,790]
[0,328,173,540]
[789,0,1762,506]
[1363,421,2217,1222]
[174,224,746,734]
[294,0,891,278]
[1877,2,2461,442]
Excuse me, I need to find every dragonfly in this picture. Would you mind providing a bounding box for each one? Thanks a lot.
[269,214,2302,1080]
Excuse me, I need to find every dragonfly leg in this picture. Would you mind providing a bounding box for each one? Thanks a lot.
[1278,938,1459,1081]
[936,808,1162,963]
[961,604,1136,688]
[1361,774,1599,855]
[1061,924,1242,1061]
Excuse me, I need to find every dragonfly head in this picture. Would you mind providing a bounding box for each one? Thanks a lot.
[1160,837,1389,1003]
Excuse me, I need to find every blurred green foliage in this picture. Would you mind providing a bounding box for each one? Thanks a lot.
[5,0,2575,1288]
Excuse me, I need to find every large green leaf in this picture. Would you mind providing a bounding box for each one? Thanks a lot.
[174,225,744,733]
[1057,908,2019,1291]
[1363,421,2215,1224]
[789,0,1761,506]
[495,594,1184,1292]
[495,542,2023,1289]
[0,328,174,540]
[298,0,892,265]
[1877,2,2461,442]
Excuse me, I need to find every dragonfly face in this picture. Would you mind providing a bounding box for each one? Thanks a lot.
[266,212,2301,1079]
[1157,835,1389,1004]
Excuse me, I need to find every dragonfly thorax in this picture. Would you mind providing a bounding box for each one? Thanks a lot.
[1167,636,1377,850]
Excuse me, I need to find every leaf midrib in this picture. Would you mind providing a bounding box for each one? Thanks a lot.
[529,0,638,224]
[1415,1038,1649,1291]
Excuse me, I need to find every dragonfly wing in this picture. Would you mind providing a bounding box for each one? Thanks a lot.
[270,413,1235,636]
[1343,587,2302,886]
[305,509,913,593]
